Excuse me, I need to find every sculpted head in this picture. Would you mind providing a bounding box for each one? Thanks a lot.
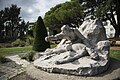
[61,25,70,34]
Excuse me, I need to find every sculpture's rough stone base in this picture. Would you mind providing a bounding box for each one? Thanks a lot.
[34,52,110,76]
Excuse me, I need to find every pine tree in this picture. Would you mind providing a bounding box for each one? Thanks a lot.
[32,16,50,51]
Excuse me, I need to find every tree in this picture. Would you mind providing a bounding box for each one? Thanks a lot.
[33,16,50,52]
[27,22,35,37]
[19,20,28,40]
[4,4,21,40]
[98,0,120,38]
[0,4,28,42]
[44,1,83,30]
[0,10,4,42]
[76,0,120,38]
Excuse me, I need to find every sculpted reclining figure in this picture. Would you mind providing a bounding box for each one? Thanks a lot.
[45,25,99,64]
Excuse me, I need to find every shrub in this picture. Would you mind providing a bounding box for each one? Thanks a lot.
[26,36,34,46]
[12,39,26,47]
[0,44,2,48]
[4,43,12,48]
[32,16,50,51]
[20,41,26,47]
[0,43,12,48]
[0,56,10,63]
[19,51,36,61]
[12,39,20,47]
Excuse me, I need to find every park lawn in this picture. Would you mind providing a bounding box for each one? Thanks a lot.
[0,46,120,61]
[110,50,120,61]
[0,46,32,56]
[0,43,57,57]
[51,43,57,48]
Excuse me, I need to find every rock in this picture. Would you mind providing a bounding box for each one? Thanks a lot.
[79,19,107,45]
[6,55,30,67]
[33,52,43,61]
[34,19,110,76]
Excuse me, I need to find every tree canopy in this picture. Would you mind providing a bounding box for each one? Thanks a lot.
[44,1,83,29]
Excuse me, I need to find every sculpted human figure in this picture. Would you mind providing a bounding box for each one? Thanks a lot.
[46,25,91,46]
[45,25,99,64]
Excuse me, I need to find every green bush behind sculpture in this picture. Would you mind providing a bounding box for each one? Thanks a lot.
[32,16,50,51]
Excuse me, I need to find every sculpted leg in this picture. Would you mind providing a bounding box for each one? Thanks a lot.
[44,46,67,55]
[55,48,87,64]
[86,47,99,60]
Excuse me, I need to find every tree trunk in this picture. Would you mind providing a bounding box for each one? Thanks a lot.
[114,27,120,38]
[115,0,120,38]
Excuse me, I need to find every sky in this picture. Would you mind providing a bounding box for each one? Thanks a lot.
[0,0,70,22]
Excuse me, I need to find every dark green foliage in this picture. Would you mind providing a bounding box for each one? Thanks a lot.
[12,39,26,47]
[27,30,34,37]
[33,16,50,51]
[19,20,28,40]
[27,22,35,37]
[19,51,36,61]
[26,36,34,46]
[44,1,83,29]
[0,43,12,48]
[0,56,10,63]
[0,4,28,43]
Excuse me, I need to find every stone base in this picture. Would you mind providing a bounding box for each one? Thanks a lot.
[34,52,110,76]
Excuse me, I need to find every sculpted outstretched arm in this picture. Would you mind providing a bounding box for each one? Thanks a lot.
[45,36,58,42]
[45,32,66,42]
[74,29,86,40]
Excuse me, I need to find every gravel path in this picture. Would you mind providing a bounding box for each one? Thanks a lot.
[0,61,25,80]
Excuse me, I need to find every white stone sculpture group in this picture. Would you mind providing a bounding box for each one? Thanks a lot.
[34,19,110,76]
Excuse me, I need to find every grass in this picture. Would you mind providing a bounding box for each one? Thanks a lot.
[0,43,57,57]
[0,45,120,61]
[0,46,32,56]
[51,43,57,48]
[110,50,120,61]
